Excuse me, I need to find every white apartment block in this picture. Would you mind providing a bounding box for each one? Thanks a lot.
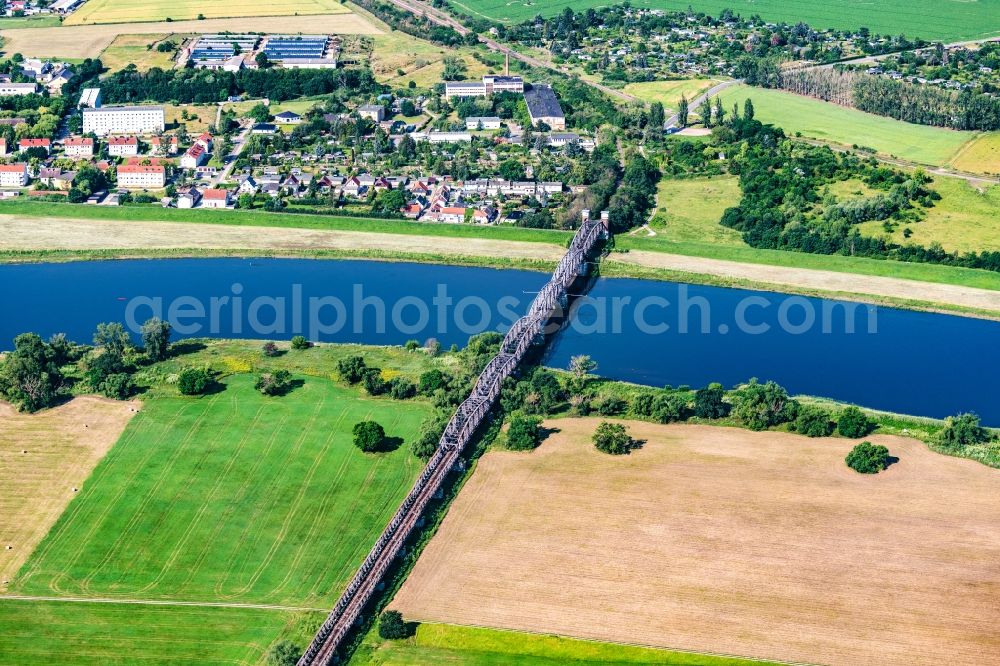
[0,82,38,96]
[446,75,524,98]
[0,163,29,187]
[117,164,165,189]
[83,105,164,136]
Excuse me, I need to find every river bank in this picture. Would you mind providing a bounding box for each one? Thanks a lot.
[2,211,999,319]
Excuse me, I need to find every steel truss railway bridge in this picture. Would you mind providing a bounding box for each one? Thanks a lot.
[298,210,609,665]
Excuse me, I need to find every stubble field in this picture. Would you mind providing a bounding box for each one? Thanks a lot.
[393,418,1000,666]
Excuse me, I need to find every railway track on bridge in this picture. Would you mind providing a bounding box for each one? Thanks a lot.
[297,211,608,665]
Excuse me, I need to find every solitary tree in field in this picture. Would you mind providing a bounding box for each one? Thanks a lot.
[378,610,411,639]
[743,98,755,121]
[177,367,212,396]
[141,317,172,362]
[678,95,689,127]
[353,420,386,453]
[845,441,890,474]
[593,421,632,455]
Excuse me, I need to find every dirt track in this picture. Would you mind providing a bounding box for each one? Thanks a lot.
[2,215,999,315]
[611,250,1000,314]
[392,419,1000,666]
[0,398,138,590]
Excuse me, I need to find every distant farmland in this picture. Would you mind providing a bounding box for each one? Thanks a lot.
[394,419,1000,666]
[450,0,1000,41]
[65,0,350,25]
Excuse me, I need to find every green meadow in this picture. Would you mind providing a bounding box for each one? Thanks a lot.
[357,623,779,665]
[718,85,975,168]
[0,599,318,666]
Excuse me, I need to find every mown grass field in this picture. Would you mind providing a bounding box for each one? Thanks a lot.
[858,178,1000,253]
[950,132,1000,175]
[650,176,743,246]
[624,78,727,112]
[0,599,313,665]
[98,34,178,72]
[719,85,978,168]
[450,0,1000,41]
[11,367,430,606]
[65,0,350,25]
[358,623,777,666]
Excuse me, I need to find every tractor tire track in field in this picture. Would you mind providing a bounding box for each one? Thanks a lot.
[101,399,259,597]
[170,406,292,598]
[0,593,326,612]
[217,391,333,602]
[220,397,358,601]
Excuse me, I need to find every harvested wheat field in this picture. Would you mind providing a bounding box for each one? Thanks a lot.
[393,419,1000,666]
[0,397,138,590]
[1,12,381,59]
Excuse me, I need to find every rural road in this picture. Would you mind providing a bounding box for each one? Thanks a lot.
[0,594,326,612]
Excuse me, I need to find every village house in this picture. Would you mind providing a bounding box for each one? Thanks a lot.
[63,136,94,158]
[19,137,51,154]
[274,111,302,125]
[107,136,139,157]
[201,188,232,208]
[149,135,178,155]
[195,133,214,152]
[180,143,208,170]
[38,168,75,190]
[177,187,201,209]
[358,104,385,122]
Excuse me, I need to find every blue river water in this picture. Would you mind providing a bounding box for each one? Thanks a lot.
[1,258,997,424]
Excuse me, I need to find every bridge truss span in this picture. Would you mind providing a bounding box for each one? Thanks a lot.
[297,211,608,666]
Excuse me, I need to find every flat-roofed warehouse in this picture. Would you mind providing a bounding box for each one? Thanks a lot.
[263,35,338,68]
[524,84,566,130]
[190,35,261,67]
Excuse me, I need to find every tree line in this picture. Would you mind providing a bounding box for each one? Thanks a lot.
[100,66,383,105]
[775,68,1000,131]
